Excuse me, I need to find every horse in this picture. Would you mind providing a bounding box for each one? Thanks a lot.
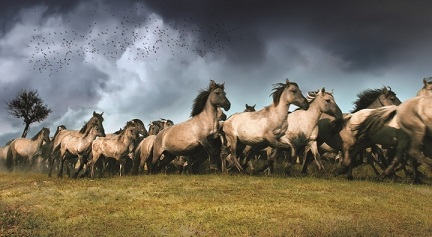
[89,121,139,178]
[150,79,231,173]
[245,88,343,175]
[315,86,401,179]
[222,79,309,173]
[416,77,432,97]
[48,111,105,177]
[350,79,432,183]
[386,96,432,183]
[285,88,343,174]
[0,145,9,169]
[6,127,50,172]
[148,119,174,135]
[55,120,106,178]
[35,125,67,173]
[244,104,256,112]
[105,119,148,175]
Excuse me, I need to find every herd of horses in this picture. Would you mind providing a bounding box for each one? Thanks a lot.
[1,78,432,184]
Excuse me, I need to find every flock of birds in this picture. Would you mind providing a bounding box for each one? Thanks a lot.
[27,5,244,77]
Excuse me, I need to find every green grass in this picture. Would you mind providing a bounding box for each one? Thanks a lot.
[1,167,431,237]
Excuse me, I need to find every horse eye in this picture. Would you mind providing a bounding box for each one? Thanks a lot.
[215,91,220,95]
[325,99,331,103]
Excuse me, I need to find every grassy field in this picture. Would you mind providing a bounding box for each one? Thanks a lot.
[1,165,432,237]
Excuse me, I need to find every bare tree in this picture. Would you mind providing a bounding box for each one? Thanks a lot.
[6,89,52,138]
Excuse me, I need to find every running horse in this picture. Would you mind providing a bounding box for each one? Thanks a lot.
[6,127,50,171]
[89,121,139,177]
[222,79,309,173]
[149,80,231,173]
[315,86,401,179]
[50,111,106,178]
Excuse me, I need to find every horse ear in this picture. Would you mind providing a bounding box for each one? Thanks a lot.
[382,86,388,94]
[424,78,428,88]
[100,112,104,116]
[252,104,256,108]
[320,87,325,93]
[286,78,290,84]
[209,79,216,89]
[93,111,96,116]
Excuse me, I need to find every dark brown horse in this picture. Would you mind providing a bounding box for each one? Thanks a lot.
[150,80,231,173]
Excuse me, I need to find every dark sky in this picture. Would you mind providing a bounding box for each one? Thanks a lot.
[0,0,431,144]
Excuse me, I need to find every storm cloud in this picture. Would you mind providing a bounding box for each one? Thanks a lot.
[0,0,431,144]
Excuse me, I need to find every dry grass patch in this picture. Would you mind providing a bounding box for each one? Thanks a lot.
[0,172,431,236]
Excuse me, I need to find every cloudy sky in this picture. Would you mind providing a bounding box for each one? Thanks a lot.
[0,0,431,144]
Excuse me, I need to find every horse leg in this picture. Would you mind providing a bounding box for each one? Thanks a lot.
[57,155,65,178]
[73,155,86,179]
[224,136,245,173]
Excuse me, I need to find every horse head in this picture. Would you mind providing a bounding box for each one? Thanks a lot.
[379,86,401,106]
[41,127,51,144]
[91,124,106,138]
[417,77,432,97]
[208,80,231,111]
[271,79,309,110]
[130,119,148,137]
[309,88,343,120]
[244,104,256,112]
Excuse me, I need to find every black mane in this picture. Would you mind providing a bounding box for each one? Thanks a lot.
[31,127,48,141]
[351,87,396,113]
[190,82,224,117]
[270,81,298,106]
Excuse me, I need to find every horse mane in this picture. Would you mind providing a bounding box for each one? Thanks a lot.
[190,82,224,117]
[79,122,89,134]
[351,87,396,113]
[117,121,135,136]
[354,106,397,141]
[270,81,298,106]
[31,127,48,141]
[53,125,66,138]
[79,112,104,134]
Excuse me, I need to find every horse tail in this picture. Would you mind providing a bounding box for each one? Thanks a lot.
[5,142,14,171]
[354,106,398,141]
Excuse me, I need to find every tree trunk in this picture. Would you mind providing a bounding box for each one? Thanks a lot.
[21,123,30,138]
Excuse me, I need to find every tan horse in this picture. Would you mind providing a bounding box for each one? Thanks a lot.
[316,86,401,179]
[0,145,9,169]
[222,79,309,173]
[6,127,50,172]
[395,96,432,178]
[48,111,105,177]
[89,121,139,178]
[132,120,175,175]
[150,80,231,173]
[416,77,432,97]
[56,122,106,178]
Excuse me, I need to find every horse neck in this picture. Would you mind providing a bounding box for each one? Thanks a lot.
[198,100,220,131]
[34,134,46,147]
[268,100,291,124]
[365,98,384,109]
[304,99,324,124]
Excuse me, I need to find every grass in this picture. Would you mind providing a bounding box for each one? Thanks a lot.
[1,163,432,237]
